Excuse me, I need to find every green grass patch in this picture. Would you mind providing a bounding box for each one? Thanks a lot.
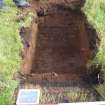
[84,0,105,100]
[0,0,34,104]
[0,1,22,105]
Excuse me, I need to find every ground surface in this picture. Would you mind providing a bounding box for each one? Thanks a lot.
[0,1,105,105]
[18,81,99,103]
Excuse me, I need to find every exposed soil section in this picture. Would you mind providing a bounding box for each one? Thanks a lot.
[19,0,101,82]
[31,9,90,74]
[13,0,102,103]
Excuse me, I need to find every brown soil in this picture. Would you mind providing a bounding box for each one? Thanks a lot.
[18,0,100,85]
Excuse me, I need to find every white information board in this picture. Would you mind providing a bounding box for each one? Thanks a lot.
[16,89,40,105]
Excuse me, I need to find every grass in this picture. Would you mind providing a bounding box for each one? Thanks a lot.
[0,1,22,105]
[0,0,33,104]
[84,0,105,100]
[23,84,96,103]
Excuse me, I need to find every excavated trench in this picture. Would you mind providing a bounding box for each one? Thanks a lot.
[16,0,102,103]
[20,7,98,82]
[18,0,101,85]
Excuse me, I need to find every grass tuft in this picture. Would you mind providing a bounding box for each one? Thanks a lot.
[0,0,22,105]
[84,0,105,100]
